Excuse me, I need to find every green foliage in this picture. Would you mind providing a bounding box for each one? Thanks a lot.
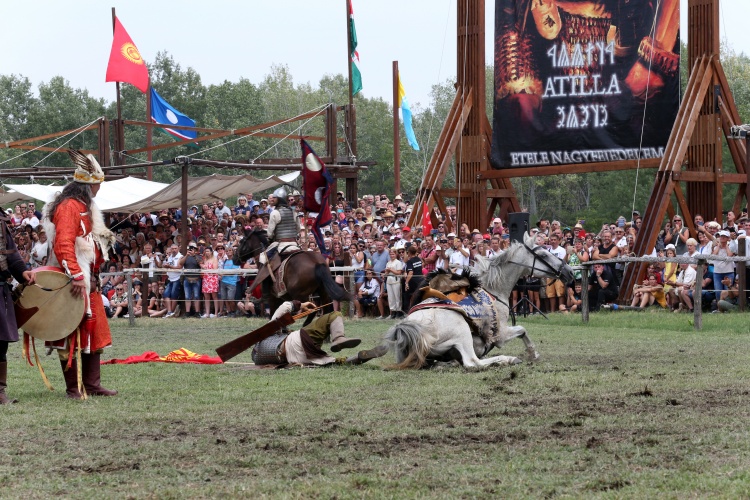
[2,43,750,220]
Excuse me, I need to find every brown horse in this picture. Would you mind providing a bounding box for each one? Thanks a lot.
[235,229,351,317]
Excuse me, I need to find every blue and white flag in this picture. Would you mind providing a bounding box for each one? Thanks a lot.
[397,75,420,151]
[149,87,197,141]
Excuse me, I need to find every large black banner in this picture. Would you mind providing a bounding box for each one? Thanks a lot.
[490,0,680,169]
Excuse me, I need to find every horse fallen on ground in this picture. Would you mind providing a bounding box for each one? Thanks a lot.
[385,232,575,370]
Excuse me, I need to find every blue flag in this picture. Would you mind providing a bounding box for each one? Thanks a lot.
[149,87,197,141]
[397,75,420,151]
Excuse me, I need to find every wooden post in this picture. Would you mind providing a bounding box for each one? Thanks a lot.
[393,61,401,196]
[181,161,189,255]
[111,8,124,169]
[694,259,705,330]
[345,0,353,109]
[455,0,487,233]
[146,85,153,180]
[738,235,747,312]
[581,264,590,323]
[126,271,135,326]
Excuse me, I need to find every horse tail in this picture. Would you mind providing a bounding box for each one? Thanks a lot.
[384,319,433,369]
[314,263,352,302]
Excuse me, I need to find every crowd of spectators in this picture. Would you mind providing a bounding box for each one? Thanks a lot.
[5,191,749,319]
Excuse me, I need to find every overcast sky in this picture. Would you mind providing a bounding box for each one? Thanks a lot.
[2,0,749,112]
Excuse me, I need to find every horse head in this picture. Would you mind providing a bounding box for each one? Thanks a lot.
[518,231,575,283]
[474,231,575,297]
[234,228,269,265]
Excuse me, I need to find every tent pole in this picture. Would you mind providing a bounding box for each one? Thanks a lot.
[181,161,189,254]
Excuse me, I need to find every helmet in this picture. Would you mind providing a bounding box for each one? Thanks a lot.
[271,186,288,199]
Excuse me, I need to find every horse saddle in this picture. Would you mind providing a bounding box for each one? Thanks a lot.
[410,289,499,344]
[251,249,305,298]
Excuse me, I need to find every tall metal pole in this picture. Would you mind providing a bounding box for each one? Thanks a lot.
[392,61,401,196]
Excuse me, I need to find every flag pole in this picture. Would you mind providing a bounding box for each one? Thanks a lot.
[111,7,122,167]
[392,61,401,196]
[346,0,353,108]
[146,85,153,180]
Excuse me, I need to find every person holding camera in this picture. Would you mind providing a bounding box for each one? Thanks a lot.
[712,230,735,302]
[664,215,689,256]
[178,241,202,318]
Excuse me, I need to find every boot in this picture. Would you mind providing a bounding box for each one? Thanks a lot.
[82,353,118,396]
[60,358,83,400]
[0,361,17,404]
[344,345,389,365]
[328,316,361,352]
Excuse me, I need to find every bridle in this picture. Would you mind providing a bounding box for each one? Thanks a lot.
[241,232,266,260]
[507,243,566,280]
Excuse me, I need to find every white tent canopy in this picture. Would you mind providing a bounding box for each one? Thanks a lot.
[3,171,298,213]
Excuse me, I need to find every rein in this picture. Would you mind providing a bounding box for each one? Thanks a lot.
[506,243,565,280]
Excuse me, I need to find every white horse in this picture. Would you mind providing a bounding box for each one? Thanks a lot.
[385,232,575,369]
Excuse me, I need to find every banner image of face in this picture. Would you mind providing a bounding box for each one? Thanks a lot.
[490,0,680,169]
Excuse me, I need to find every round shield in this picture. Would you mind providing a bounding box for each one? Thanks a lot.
[16,266,84,341]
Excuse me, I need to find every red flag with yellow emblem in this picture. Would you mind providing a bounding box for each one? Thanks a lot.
[105,17,149,93]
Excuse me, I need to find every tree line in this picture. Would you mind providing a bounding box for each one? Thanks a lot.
[1,42,749,229]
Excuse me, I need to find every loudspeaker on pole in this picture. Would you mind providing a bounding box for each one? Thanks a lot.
[507,212,530,243]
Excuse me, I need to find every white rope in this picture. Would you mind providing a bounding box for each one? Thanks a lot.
[630,0,662,217]
[184,103,329,159]
[421,0,454,176]
[0,117,101,167]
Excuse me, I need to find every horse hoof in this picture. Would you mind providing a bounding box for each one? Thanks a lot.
[509,357,523,365]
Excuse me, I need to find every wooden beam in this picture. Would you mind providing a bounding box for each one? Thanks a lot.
[478,158,661,179]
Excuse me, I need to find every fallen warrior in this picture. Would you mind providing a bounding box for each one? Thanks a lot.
[252,301,386,367]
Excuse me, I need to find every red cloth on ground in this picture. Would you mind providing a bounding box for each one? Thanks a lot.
[101,348,223,365]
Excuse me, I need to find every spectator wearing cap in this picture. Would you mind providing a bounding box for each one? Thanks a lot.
[257,199,270,215]
[179,242,203,317]
[245,193,260,212]
[712,230,735,301]
[491,218,504,236]
[162,244,184,318]
[382,211,396,234]
[220,247,241,317]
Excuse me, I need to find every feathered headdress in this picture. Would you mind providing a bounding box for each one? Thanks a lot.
[69,149,105,184]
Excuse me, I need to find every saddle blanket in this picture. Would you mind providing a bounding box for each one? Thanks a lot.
[409,289,499,342]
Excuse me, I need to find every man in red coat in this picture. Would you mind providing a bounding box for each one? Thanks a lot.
[42,150,117,399]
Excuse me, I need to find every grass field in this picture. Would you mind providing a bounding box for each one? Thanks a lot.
[2,311,750,498]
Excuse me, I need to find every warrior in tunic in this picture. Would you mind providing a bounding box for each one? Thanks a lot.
[41,150,118,399]
[252,301,378,367]
[0,213,35,404]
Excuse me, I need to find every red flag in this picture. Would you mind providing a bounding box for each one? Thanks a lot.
[421,202,434,235]
[301,140,334,255]
[105,17,149,93]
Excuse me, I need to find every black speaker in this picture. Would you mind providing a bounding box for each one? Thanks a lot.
[508,212,530,243]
